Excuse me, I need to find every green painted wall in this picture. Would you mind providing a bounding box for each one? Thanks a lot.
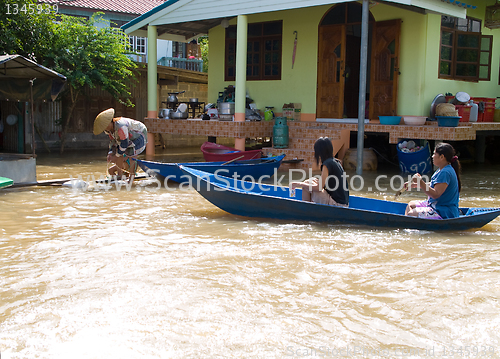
[421,1,500,114]
[209,6,326,115]
[208,0,500,118]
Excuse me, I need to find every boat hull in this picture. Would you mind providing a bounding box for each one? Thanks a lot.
[179,166,500,231]
[137,154,285,183]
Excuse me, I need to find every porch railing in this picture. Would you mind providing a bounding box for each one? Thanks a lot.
[130,54,147,63]
[157,57,204,72]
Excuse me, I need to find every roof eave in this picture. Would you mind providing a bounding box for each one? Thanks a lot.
[127,29,202,42]
[122,0,468,37]
[409,0,467,18]
[122,0,182,33]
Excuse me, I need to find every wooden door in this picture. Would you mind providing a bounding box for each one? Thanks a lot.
[317,25,346,119]
[369,19,401,119]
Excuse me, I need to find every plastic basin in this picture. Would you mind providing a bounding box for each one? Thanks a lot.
[403,116,427,126]
[436,116,460,127]
[378,116,401,125]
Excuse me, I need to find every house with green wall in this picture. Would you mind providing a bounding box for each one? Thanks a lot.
[124,0,498,122]
[123,0,500,168]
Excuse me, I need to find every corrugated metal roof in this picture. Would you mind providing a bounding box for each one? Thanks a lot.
[440,0,477,9]
[0,55,66,80]
[38,0,166,15]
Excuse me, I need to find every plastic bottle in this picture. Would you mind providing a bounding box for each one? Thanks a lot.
[264,107,275,121]
[469,100,478,122]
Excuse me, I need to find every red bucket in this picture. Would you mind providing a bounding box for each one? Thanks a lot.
[472,97,496,122]
[482,107,495,122]
[455,105,470,122]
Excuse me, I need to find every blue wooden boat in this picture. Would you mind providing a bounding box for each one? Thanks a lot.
[137,154,285,183]
[179,166,500,231]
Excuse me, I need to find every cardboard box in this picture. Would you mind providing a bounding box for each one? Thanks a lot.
[292,103,301,121]
[282,103,293,119]
[282,103,301,120]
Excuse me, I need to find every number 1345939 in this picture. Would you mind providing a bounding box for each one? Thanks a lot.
[441,345,495,357]
[5,3,58,15]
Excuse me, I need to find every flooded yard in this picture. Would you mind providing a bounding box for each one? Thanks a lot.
[1,149,500,358]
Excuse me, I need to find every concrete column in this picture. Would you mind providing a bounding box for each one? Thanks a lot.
[475,135,486,163]
[146,25,158,157]
[234,15,248,151]
[434,140,442,171]
[356,0,369,175]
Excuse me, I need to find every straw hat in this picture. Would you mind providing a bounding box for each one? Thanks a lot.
[436,103,457,117]
[93,108,115,135]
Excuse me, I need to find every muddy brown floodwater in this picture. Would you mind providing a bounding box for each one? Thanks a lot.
[1,148,500,358]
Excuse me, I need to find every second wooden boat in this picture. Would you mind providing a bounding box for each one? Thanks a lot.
[137,154,285,183]
[200,142,262,162]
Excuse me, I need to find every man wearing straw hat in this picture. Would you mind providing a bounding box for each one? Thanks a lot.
[94,108,148,181]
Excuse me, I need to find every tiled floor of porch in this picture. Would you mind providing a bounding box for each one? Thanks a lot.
[144,118,500,169]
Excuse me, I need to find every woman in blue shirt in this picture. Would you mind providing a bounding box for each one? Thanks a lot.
[405,142,461,219]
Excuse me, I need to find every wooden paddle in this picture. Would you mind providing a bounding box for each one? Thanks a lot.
[222,155,244,165]
[394,174,418,200]
[108,156,140,179]
[10,174,149,188]
[394,182,408,200]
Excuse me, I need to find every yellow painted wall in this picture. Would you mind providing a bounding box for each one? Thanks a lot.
[372,0,500,117]
[209,6,326,116]
[421,1,500,113]
[208,1,500,119]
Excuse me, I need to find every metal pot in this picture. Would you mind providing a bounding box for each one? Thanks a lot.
[159,108,172,119]
[452,92,470,105]
[167,90,186,103]
[189,98,199,102]
[170,111,188,119]
[218,102,235,115]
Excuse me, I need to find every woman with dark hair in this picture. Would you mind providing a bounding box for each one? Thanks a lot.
[290,137,349,206]
[405,142,461,219]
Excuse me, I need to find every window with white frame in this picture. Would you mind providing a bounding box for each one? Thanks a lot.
[135,37,146,54]
[111,20,146,55]
[128,36,147,55]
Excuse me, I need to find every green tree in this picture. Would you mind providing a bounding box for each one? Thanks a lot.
[0,0,56,61]
[199,36,209,73]
[44,13,137,153]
